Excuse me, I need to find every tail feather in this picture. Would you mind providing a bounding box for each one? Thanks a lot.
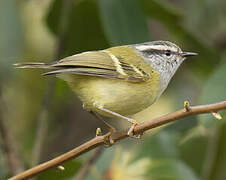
[13,62,53,69]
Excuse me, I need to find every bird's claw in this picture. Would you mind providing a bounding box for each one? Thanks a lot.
[103,132,114,147]
[127,121,143,139]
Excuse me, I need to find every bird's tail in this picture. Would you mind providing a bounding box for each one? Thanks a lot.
[13,62,54,69]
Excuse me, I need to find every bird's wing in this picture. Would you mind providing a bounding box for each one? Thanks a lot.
[44,51,150,82]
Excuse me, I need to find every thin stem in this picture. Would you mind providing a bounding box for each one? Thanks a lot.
[8,100,226,180]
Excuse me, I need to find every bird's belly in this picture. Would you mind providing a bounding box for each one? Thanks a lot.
[59,75,160,117]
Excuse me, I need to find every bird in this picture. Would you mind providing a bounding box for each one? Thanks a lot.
[14,41,197,138]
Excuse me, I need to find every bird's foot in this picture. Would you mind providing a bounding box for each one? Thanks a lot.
[127,120,143,139]
[102,129,115,147]
[95,127,114,147]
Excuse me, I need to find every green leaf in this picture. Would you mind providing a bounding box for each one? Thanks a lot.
[98,0,149,45]
[46,0,109,57]
[36,160,81,180]
[199,59,226,127]
[147,159,199,180]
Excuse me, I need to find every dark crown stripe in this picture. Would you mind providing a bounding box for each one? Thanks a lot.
[142,49,180,56]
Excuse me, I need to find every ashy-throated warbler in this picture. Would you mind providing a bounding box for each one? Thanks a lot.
[14,41,197,137]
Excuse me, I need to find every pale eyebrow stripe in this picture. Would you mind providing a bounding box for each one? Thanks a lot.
[135,44,179,52]
[135,45,167,51]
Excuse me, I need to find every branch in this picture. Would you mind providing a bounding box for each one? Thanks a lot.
[9,100,226,180]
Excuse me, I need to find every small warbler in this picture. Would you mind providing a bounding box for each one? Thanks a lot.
[14,41,197,137]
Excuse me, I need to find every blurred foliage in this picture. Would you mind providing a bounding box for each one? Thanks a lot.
[140,0,220,75]
[200,58,226,127]
[47,0,109,57]
[146,159,198,180]
[98,0,149,45]
[134,131,179,160]
[0,0,23,83]
[0,0,226,179]
[37,160,81,180]
[198,57,226,180]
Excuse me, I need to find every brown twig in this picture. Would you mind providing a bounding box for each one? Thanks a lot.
[74,147,103,180]
[9,100,226,180]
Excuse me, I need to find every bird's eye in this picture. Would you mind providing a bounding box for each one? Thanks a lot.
[165,50,171,56]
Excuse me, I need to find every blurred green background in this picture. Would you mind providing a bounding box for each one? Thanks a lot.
[0,0,226,179]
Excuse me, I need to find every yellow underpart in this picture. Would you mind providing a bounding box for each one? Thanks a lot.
[58,46,161,117]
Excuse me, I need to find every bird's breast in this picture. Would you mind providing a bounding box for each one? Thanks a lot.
[59,73,161,117]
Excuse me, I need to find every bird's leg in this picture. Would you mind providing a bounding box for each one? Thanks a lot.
[83,104,115,145]
[90,111,116,134]
[89,111,115,146]
[95,105,141,138]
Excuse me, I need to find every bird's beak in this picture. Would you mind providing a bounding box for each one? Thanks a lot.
[181,52,198,57]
